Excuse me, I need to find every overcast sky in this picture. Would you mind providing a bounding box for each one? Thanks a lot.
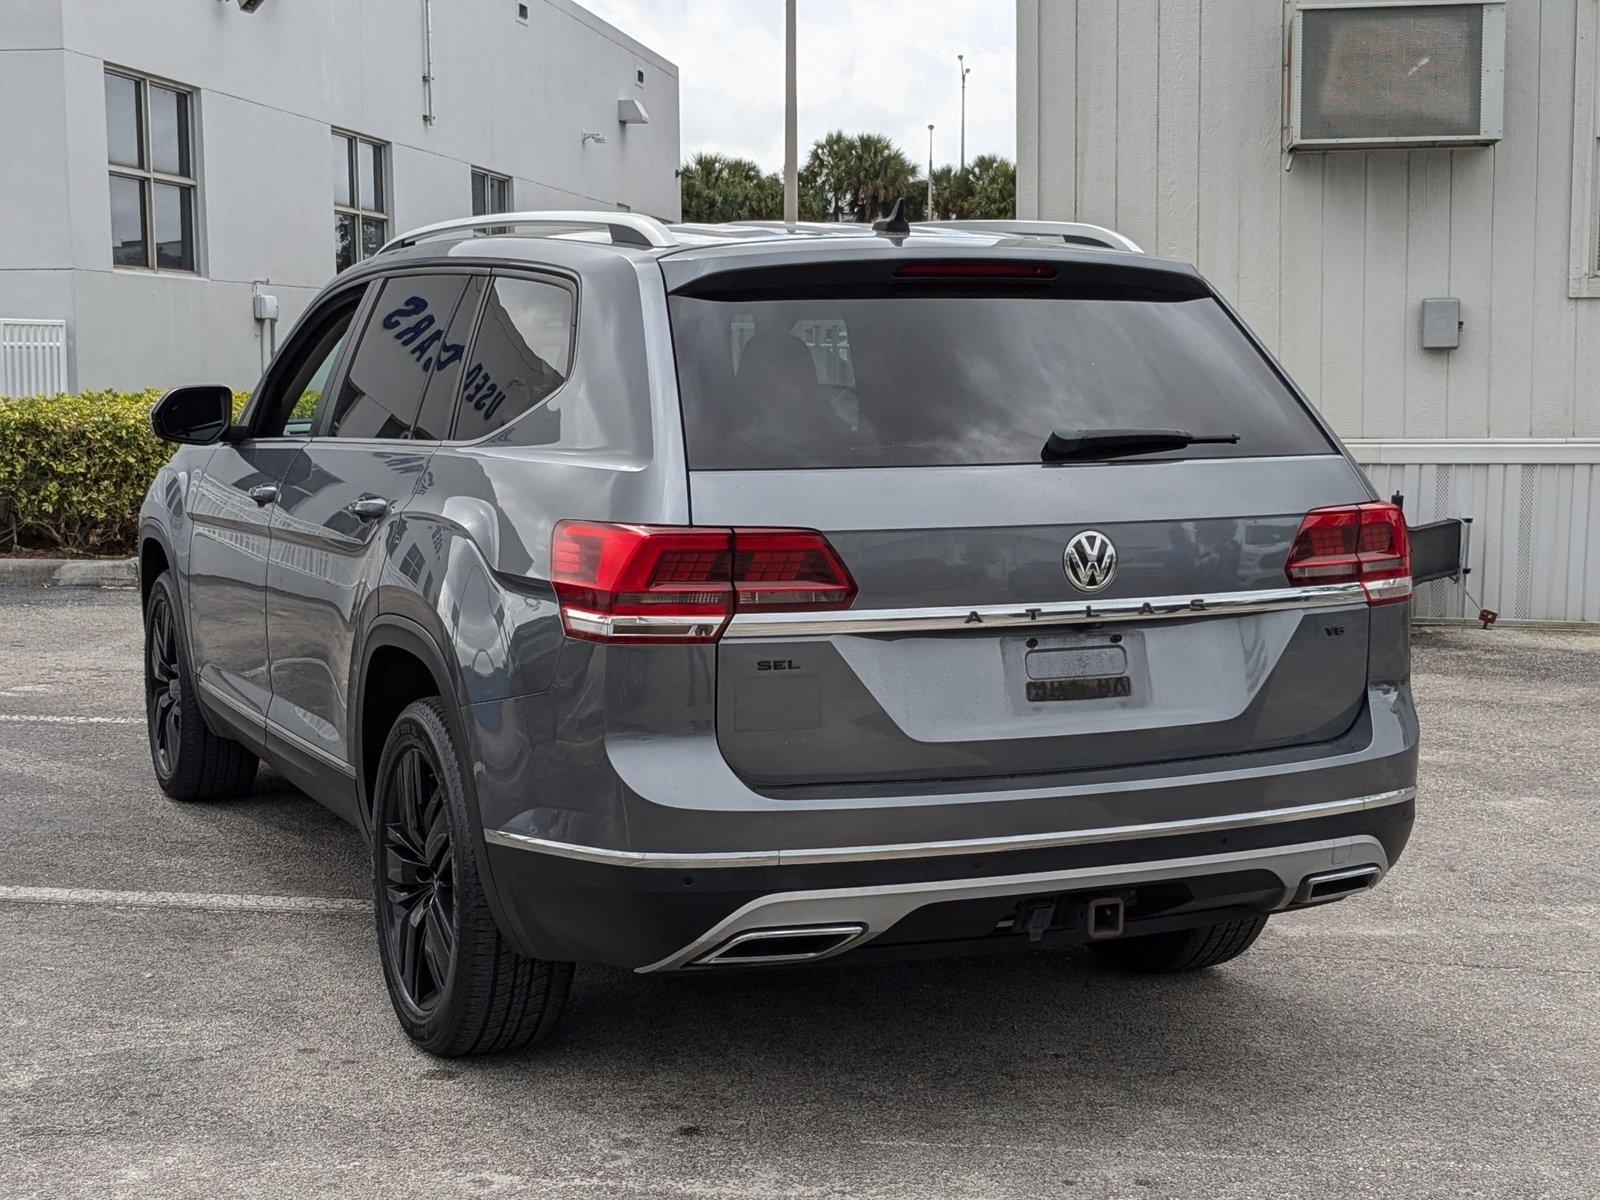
[581,0,1016,173]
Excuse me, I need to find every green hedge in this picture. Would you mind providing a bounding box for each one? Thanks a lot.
[0,390,246,556]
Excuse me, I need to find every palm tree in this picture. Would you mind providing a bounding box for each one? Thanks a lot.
[678,153,783,223]
[960,155,1016,220]
[801,131,921,222]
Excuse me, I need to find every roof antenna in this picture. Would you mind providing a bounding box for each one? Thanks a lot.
[872,197,911,236]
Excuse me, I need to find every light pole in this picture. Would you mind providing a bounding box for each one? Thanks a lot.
[926,124,934,216]
[783,0,798,226]
[957,53,970,172]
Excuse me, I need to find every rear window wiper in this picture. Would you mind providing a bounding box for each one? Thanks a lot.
[1041,428,1241,462]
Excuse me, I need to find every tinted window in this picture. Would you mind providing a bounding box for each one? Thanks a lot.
[327,275,471,439]
[249,290,363,438]
[668,291,1332,469]
[411,276,484,441]
[452,275,573,439]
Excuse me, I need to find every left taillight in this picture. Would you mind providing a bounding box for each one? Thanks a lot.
[1284,502,1412,606]
[549,522,857,643]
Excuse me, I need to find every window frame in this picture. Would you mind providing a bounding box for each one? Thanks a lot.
[104,66,201,274]
[315,271,481,442]
[333,129,391,272]
[435,266,580,445]
[1570,0,1600,298]
[240,281,374,441]
[470,168,514,218]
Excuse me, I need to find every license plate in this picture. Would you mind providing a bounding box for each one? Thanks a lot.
[1026,676,1132,703]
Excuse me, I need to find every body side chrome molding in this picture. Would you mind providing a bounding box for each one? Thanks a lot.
[720,581,1373,639]
[197,676,356,779]
[484,786,1415,870]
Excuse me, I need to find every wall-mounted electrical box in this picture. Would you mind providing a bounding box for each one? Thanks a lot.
[1420,297,1461,349]
[1288,1,1505,151]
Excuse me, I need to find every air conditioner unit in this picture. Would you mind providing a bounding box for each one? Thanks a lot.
[1288,0,1505,151]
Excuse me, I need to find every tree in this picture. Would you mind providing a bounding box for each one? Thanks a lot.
[960,154,1016,220]
[678,152,783,223]
[800,131,921,222]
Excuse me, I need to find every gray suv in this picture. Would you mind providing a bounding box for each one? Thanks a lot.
[139,211,1417,1057]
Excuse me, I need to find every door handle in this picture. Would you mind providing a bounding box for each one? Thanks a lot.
[346,496,390,521]
[248,484,280,507]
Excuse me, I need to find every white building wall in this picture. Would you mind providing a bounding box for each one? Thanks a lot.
[0,0,680,392]
[1017,0,1600,621]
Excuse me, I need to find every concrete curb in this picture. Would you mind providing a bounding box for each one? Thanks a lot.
[0,557,137,587]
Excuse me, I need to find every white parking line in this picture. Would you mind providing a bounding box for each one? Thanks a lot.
[0,714,143,725]
[0,885,368,915]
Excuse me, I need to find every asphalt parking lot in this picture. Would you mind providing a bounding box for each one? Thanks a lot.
[1,586,1596,1199]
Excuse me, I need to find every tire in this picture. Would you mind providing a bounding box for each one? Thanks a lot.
[1088,915,1269,974]
[143,570,259,801]
[371,696,573,1057]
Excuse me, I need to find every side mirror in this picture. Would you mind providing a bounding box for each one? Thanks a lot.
[151,385,236,446]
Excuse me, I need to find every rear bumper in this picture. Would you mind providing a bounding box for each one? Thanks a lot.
[483,793,1414,969]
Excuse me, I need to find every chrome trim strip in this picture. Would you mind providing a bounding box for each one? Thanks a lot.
[196,678,355,779]
[562,607,725,640]
[720,582,1370,639]
[483,786,1416,870]
[640,835,1391,972]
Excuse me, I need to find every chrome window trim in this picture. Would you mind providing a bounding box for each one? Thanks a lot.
[484,786,1416,870]
[720,581,1377,639]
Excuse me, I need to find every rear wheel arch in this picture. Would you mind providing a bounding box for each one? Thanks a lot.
[355,617,516,941]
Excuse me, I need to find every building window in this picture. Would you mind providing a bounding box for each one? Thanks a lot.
[105,68,198,272]
[333,130,388,272]
[471,169,513,219]
[517,3,529,20]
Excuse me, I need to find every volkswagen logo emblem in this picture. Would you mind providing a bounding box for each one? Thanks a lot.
[1064,530,1117,592]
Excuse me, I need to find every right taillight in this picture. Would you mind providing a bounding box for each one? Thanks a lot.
[549,521,857,643]
[1285,502,1412,606]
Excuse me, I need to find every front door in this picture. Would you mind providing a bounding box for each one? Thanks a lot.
[264,271,478,805]
[185,286,365,734]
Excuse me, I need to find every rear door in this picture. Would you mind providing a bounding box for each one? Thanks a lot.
[264,271,479,790]
[664,254,1378,790]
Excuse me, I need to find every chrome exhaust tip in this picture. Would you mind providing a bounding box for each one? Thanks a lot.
[691,923,868,967]
[1295,865,1381,906]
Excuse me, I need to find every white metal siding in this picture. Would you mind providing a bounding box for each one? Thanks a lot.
[1018,0,1600,621]
[0,319,68,398]
[1355,443,1600,622]
[1016,0,1600,443]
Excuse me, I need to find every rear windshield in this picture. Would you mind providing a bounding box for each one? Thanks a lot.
[667,288,1332,470]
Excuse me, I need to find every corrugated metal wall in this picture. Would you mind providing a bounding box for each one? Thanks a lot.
[1016,0,1600,444]
[1017,0,1600,621]
[1356,445,1600,622]
[0,319,68,398]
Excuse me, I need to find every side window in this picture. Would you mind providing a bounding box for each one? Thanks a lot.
[324,274,471,439]
[411,276,484,441]
[452,275,574,439]
[249,289,363,439]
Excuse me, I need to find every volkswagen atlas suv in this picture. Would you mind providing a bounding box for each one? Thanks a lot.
[139,211,1417,1056]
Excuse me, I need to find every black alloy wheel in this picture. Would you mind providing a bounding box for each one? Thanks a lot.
[378,742,457,1014]
[146,587,183,780]
[370,697,573,1056]
[141,570,258,800]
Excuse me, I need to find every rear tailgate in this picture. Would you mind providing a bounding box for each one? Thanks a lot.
[694,459,1375,789]
[664,248,1379,791]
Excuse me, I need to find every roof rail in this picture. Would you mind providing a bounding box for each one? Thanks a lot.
[922,220,1143,254]
[379,210,679,254]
